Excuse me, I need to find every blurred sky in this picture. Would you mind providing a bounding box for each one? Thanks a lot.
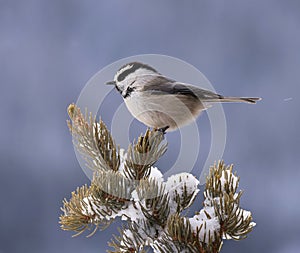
[0,1,300,252]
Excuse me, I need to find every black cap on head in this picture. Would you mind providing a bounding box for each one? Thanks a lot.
[117,62,158,82]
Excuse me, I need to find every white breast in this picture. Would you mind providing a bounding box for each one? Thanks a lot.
[124,92,204,131]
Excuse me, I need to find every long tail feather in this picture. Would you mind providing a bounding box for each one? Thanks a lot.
[204,95,261,104]
[220,97,261,104]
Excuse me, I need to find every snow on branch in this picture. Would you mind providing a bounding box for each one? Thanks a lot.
[60,104,255,252]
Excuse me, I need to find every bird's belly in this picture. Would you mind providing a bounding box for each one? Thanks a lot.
[124,94,204,131]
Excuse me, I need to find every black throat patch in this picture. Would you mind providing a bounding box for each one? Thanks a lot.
[123,86,136,98]
[123,82,136,98]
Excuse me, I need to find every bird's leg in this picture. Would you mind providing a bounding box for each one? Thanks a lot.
[156,126,169,134]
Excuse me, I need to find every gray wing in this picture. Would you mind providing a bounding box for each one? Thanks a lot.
[141,75,260,104]
[142,76,222,100]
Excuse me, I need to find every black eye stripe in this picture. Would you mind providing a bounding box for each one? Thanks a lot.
[123,86,136,98]
[117,62,158,82]
[122,80,136,98]
[115,85,121,93]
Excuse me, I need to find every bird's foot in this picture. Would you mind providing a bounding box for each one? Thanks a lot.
[155,126,169,134]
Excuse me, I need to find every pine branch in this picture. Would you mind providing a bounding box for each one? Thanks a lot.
[166,173,200,214]
[108,222,152,253]
[204,161,255,241]
[137,178,170,227]
[60,104,256,253]
[59,185,112,237]
[91,170,134,207]
[124,129,167,180]
[166,214,201,252]
[165,213,222,253]
[67,103,120,172]
[205,161,239,198]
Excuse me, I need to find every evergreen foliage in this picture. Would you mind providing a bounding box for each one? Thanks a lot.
[60,104,255,252]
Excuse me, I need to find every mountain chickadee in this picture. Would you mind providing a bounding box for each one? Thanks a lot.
[107,62,261,132]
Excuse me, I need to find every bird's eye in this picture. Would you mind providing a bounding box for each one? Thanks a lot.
[127,86,135,93]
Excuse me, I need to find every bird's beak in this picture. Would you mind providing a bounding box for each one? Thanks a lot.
[106,80,116,85]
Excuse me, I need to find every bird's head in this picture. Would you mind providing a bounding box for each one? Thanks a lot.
[106,62,159,97]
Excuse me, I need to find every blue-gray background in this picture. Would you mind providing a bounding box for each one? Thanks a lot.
[0,1,299,252]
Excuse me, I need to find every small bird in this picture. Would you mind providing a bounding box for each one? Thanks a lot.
[107,62,260,132]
